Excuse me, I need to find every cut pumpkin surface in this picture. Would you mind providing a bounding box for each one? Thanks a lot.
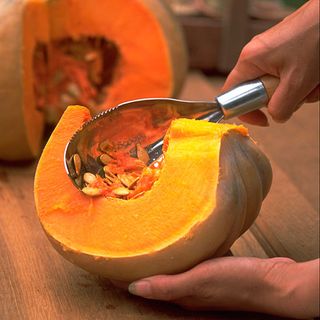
[0,0,187,160]
[34,106,272,281]
[39,0,187,118]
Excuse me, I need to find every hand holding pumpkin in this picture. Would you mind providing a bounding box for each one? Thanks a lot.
[128,257,320,319]
[222,0,319,126]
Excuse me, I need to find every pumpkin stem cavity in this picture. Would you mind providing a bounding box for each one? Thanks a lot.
[33,37,119,123]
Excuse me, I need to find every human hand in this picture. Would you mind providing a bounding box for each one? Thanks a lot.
[222,0,319,126]
[128,257,320,319]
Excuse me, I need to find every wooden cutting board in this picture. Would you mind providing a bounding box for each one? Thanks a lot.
[0,72,318,320]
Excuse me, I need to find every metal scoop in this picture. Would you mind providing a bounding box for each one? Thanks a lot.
[64,75,278,190]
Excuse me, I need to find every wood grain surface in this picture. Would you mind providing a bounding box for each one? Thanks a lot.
[0,72,318,320]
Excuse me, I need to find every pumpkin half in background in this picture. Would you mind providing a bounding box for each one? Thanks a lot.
[34,106,272,282]
[0,0,187,161]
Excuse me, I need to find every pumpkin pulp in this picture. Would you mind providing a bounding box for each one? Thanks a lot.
[68,103,179,200]
[34,106,248,257]
[34,37,119,123]
[78,145,163,200]
[28,0,176,123]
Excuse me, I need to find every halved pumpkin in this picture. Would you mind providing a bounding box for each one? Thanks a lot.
[34,106,272,281]
[0,0,187,160]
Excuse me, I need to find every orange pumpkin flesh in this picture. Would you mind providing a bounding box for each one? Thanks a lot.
[34,106,272,281]
[0,0,187,160]
[39,0,187,119]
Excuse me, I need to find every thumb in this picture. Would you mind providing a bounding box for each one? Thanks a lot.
[128,274,192,300]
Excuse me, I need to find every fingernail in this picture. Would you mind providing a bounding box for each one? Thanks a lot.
[128,280,152,297]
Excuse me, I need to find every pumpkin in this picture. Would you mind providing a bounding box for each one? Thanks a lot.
[0,0,187,161]
[34,105,272,282]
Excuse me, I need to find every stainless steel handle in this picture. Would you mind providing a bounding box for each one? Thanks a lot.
[216,76,279,119]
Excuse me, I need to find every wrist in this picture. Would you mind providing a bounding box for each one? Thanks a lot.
[287,260,320,318]
[244,258,293,316]
[255,258,319,319]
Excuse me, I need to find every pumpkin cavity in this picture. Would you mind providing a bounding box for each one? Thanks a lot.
[69,140,163,200]
[33,37,119,123]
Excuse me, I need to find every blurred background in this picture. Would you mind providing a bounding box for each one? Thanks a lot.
[166,0,307,73]
[166,0,306,73]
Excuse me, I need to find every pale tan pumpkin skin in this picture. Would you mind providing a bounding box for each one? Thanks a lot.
[45,132,272,282]
[0,0,187,161]
[0,0,45,160]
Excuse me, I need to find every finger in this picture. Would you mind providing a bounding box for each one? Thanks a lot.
[293,100,304,112]
[238,110,269,126]
[128,257,235,300]
[269,257,295,264]
[292,85,319,113]
[267,74,313,122]
[222,64,264,93]
[305,85,320,102]
[128,273,192,300]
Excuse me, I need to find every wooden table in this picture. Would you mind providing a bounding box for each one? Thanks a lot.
[1,72,318,320]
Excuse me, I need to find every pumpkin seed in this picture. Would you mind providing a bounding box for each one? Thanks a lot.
[83,172,97,185]
[61,93,74,104]
[82,186,103,196]
[85,51,98,61]
[67,82,81,98]
[66,157,77,178]
[73,154,81,176]
[99,140,113,152]
[113,187,130,196]
[103,167,118,185]
[128,177,139,189]
[99,153,112,165]
[118,174,139,189]
[130,191,145,200]
[136,144,149,164]
[88,55,103,85]
[103,166,117,179]
[104,176,114,186]
[117,173,130,186]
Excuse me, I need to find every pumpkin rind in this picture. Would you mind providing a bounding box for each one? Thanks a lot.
[34,106,272,281]
[0,0,187,160]
[0,0,46,160]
